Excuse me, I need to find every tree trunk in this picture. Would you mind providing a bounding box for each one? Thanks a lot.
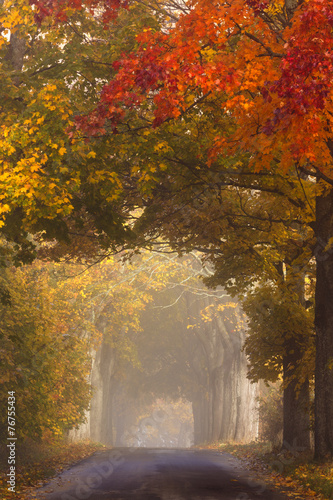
[314,188,333,459]
[283,346,310,450]
[276,264,311,451]
[211,365,225,441]
[192,394,210,444]
[189,297,259,445]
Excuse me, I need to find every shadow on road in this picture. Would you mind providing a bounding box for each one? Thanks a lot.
[27,448,289,500]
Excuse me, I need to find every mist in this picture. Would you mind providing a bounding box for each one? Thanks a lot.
[69,252,258,448]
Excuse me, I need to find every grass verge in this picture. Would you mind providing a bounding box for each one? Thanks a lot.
[0,438,106,499]
[207,441,333,499]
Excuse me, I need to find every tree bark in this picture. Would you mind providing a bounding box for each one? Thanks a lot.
[6,32,26,72]
[211,365,226,441]
[192,393,211,444]
[314,188,333,459]
[283,271,311,451]
[91,341,116,445]
[283,348,310,450]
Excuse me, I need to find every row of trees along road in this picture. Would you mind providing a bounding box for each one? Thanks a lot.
[0,0,332,457]
[0,258,152,442]
[0,252,257,446]
[69,253,258,446]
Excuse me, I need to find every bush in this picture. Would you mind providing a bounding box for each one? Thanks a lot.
[258,383,283,447]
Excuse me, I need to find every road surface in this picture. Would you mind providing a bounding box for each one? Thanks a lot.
[28,448,289,500]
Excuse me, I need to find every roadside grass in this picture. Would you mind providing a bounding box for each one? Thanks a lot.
[0,438,106,499]
[290,463,333,499]
[209,441,333,499]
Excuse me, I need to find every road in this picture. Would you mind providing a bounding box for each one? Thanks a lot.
[29,448,289,500]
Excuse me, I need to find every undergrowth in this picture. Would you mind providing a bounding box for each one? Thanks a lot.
[207,441,333,499]
[265,446,332,499]
[0,438,105,499]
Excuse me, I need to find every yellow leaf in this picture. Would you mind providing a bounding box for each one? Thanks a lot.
[0,204,10,214]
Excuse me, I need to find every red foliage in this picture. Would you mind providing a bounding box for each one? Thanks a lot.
[36,0,333,174]
[272,0,333,112]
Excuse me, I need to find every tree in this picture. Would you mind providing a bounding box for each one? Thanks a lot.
[3,0,332,457]
[0,256,155,442]
[0,0,162,263]
[242,282,315,449]
[35,0,333,458]
[0,263,93,440]
[87,252,259,445]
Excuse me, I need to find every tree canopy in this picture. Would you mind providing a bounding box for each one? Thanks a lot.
[2,0,333,458]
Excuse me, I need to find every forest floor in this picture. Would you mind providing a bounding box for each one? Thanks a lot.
[0,438,106,500]
[203,441,333,499]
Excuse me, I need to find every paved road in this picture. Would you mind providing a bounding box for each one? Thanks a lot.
[30,448,289,500]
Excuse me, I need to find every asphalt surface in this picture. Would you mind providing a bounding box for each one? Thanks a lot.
[30,448,289,500]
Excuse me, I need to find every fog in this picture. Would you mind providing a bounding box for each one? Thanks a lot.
[69,255,258,447]
[120,399,194,448]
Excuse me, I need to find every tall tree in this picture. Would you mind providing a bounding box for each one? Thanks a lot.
[0,0,162,262]
[3,0,332,457]
[84,252,259,445]
[0,263,93,440]
[242,282,314,449]
[0,256,153,442]
[36,0,332,458]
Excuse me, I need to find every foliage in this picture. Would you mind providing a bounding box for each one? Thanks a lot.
[0,257,152,441]
[0,0,318,299]
[0,0,163,262]
[1,0,332,457]
[257,384,283,446]
[214,442,329,499]
[38,0,333,188]
[0,264,92,440]
[292,463,333,499]
[243,283,315,385]
[0,0,319,265]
